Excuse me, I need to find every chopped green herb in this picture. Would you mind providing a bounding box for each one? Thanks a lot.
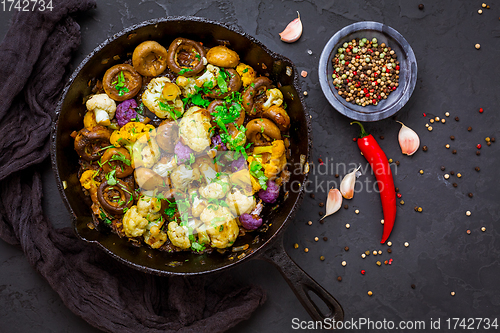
[114,71,130,97]
[249,160,268,190]
[243,68,249,73]
[109,152,131,166]
[179,68,193,75]
[191,242,205,252]
[105,170,118,186]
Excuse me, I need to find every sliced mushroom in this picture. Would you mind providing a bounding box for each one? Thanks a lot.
[261,105,290,131]
[97,179,134,216]
[166,37,206,76]
[245,118,282,146]
[100,147,134,178]
[206,68,242,99]
[156,119,178,153]
[74,126,111,161]
[242,76,272,115]
[132,41,168,77]
[102,64,142,101]
[206,45,240,68]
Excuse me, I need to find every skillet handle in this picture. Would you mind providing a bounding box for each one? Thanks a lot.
[259,233,344,326]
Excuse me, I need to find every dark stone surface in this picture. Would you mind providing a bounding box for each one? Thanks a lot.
[1,1,500,332]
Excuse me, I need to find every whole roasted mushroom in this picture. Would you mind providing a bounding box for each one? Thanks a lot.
[261,105,290,131]
[102,64,142,101]
[207,99,245,127]
[166,37,206,76]
[97,179,134,216]
[74,126,111,161]
[206,68,242,99]
[134,167,164,191]
[156,119,178,153]
[132,41,169,77]
[242,76,273,115]
[206,45,240,68]
[245,118,282,146]
[100,147,134,178]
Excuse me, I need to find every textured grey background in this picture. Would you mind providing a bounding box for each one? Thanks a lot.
[1,0,500,332]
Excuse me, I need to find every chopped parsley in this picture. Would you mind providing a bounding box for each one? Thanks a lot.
[217,69,228,93]
[179,68,193,75]
[105,170,118,186]
[191,242,205,252]
[109,152,131,166]
[158,101,183,119]
[249,160,268,190]
[113,71,130,97]
[136,102,145,115]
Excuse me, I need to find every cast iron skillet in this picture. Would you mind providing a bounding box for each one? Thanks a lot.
[51,16,344,324]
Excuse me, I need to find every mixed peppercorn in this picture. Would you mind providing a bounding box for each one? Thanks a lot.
[331,37,400,106]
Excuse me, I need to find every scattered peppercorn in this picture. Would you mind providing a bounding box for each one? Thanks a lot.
[361,270,365,275]
[418,3,424,10]
[395,160,400,166]
[345,224,350,229]
[294,243,299,249]
[335,174,339,178]
[368,291,373,296]
[450,171,455,175]
[481,227,486,232]
[319,212,324,216]
[355,209,360,214]
[320,256,325,261]
[453,183,457,187]
[419,169,424,174]
[477,144,482,149]
[457,173,462,178]
[365,250,370,255]
[318,158,323,163]
[319,202,324,207]
[455,116,459,121]
[441,119,446,124]
[487,142,491,146]
[491,137,496,142]
[466,211,471,216]
[376,261,382,266]
[341,261,347,267]
[304,248,309,253]
[466,229,471,235]
[428,126,433,131]
[479,108,484,113]
[387,241,392,246]
[475,167,480,172]
[468,193,473,198]
[323,236,328,241]
[411,284,416,289]
[387,248,392,253]
[476,151,481,156]
[404,242,409,247]
[450,135,455,140]
[441,166,446,171]
[475,44,481,50]
[380,135,384,140]
[445,144,450,149]
[478,9,483,14]
[395,187,399,192]
[452,149,457,154]
[314,237,319,242]
[468,126,472,131]
[445,112,450,117]
[344,204,348,209]
[418,207,423,212]
[397,193,402,198]
[400,200,405,205]
[310,193,315,199]
[451,291,455,296]
[384,260,388,265]
[361,254,366,258]
[414,206,418,212]
[444,174,450,179]
[373,250,377,255]
[344,246,349,251]
[422,146,428,152]
[307,221,312,225]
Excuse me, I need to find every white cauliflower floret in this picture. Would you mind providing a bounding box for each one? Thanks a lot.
[200,205,239,249]
[143,219,167,249]
[167,221,191,249]
[130,134,161,169]
[195,64,219,88]
[142,77,184,119]
[178,106,212,152]
[122,206,149,238]
[152,155,177,177]
[176,64,220,97]
[262,88,283,110]
[199,176,230,200]
[189,189,207,218]
[226,189,256,216]
[175,76,198,97]
[137,195,162,221]
[86,93,116,126]
[170,164,200,190]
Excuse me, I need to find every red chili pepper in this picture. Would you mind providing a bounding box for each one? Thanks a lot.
[351,122,397,243]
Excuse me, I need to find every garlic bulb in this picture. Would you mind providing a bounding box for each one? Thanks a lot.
[340,165,361,199]
[397,121,420,156]
[320,188,342,220]
[279,12,303,43]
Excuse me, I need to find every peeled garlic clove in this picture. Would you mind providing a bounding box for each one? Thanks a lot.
[397,121,420,156]
[279,11,303,43]
[320,188,342,220]
[340,165,361,199]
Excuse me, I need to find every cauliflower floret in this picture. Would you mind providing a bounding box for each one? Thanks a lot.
[83,111,98,130]
[199,176,231,200]
[236,63,257,87]
[137,195,162,221]
[200,205,239,248]
[170,164,201,190]
[130,134,161,169]
[79,170,100,190]
[110,122,156,147]
[152,155,177,177]
[189,189,207,218]
[251,140,287,180]
[195,64,220,88]
[122,206,149,238]
[226,188,256,216]
[175,76,198,97]
[143,218,167,249]
[167,221,191,249]
[142,77,184,119]
[229,169,253,196]
[178,106,212,152]
[86,94,117,126]
[262,88,283,110]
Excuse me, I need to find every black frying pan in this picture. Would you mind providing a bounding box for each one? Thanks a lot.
[51,16,344,324]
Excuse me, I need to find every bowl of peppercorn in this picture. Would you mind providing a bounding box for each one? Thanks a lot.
[319,21,417,121]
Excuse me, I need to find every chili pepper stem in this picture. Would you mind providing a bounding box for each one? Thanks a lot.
[350,121,369,138]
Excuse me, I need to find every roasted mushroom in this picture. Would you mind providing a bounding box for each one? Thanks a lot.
[206,68,242,99]
[156,119,178,153]
[102,64,142,101]
[100,147,134,178]
[97,179,134,216]
[134,167,164,191]
[207,99,245,127]
[245,118,282,145]
[206,45,240,68]
[132,41,168,77]
[74,126,111,161]
[166,37,206,76]
[261,105,290,131]
[242,76,273,115]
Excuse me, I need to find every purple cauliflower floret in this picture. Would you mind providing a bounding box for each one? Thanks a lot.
[231,154,246,172]
[258,180,280,203]
[115,99,138,127]
[239,213,263,230]
[174,141,193,164]
[211,134,227,151]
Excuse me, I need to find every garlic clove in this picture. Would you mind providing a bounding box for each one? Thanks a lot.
[340,165,361,199]
[320,188,342,220]
[279,11,303,43]
[397,121,420,156]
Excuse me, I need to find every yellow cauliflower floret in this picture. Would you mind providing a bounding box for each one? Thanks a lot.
[137,195,162,221]
[229,169,253,195]
[86,93,116,126]
[83,111,98,130]
[199,176,231,200]
[200,206,239,249]
[167,221,191,249]
[79,170,100,190]
[122,206,149,238]
[142,77,184,119]
[236,63,257,87]
[178,106,211,152]
[262,88,283,110]
[110,122,155,147]
[130,135,161,169]
[226,189,256,216]
[144,219,167,249]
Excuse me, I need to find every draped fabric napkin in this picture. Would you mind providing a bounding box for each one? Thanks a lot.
[0,2,266,332]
